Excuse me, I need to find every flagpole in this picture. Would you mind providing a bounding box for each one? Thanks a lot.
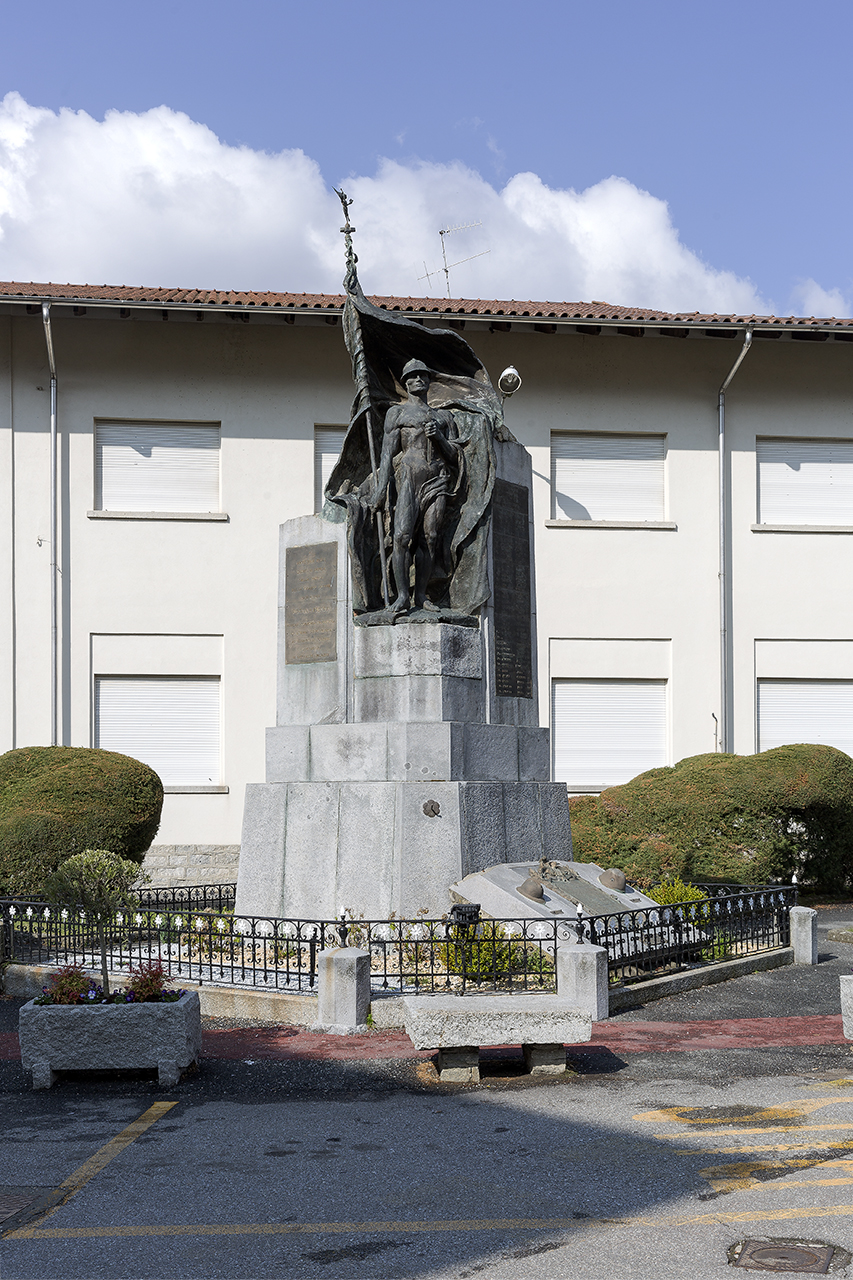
[335,188,390,608]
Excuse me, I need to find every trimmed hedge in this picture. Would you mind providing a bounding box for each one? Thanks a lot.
[568,744,853,891]
[0,746,163,896]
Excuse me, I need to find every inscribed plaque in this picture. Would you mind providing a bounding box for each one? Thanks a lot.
[492,480,533,699]
[285,543,338,665]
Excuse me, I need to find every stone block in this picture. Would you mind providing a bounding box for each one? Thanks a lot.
[317,948,371,1029]
[463,724,518,781]
[354,673,484,724]
[538,783,573,860]
[235,784,288,918]
[334,784,397,916]
[522,1043,567,1075]
[391,722,462,783]
[18,992,202,1088]
[790,906,818,965]
[280,782,341,919]
[401,994,592,1049]
[556,943,609,1020]
[436,1047,480,1082]
[395,783,463,916]
[355,622,481,679]
[310,723,390,783]
[266,726,310,782]
[518,728,550,782]
[841,975,853,1040]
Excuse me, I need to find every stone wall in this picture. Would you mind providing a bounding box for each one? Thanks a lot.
[141,845,240,888]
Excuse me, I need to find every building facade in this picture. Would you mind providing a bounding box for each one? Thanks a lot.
[2,283,852,882]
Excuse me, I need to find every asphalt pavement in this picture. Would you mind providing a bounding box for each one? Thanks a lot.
[0,903,852,1280]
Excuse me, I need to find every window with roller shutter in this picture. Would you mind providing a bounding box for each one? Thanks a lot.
[95,421,220,513]
[94,676,221,787]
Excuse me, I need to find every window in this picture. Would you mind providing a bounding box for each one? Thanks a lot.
[94,676,221,786]
[552,678,667,790]
[95,421,220,512]
[314,426,347,511]
[551,433,665,521]
[757,438,853,526]
[758,679,853,755]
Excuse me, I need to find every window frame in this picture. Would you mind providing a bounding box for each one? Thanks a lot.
[548,430,671,527]
[91,418,223,519]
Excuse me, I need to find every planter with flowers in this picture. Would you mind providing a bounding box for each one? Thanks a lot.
[17,851,201,1089]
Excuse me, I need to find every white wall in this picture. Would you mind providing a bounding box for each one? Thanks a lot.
[2,308,852,851]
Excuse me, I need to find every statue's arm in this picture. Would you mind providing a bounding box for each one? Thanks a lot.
[370,408,401,510]
[425,410,461,464]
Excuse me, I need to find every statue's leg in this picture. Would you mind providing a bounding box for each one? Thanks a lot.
[391,481,417,613]
[415,497,446,608]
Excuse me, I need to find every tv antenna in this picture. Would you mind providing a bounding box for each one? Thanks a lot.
[419,221,490,298]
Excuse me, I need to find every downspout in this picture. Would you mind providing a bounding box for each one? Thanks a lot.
[41,303,58,746]
[717,327,753,753]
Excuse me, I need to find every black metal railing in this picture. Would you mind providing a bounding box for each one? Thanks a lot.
[136,883,237,914]
[574,885,798,987]
[1,901,560,995]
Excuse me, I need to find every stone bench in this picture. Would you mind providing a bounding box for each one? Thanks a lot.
[401,994,593,1082]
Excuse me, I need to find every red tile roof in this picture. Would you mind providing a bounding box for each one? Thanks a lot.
[0,281,850,329]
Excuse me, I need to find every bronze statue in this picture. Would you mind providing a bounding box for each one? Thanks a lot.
[327,191,515,625]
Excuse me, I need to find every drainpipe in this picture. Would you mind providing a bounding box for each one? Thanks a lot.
[717,327,753,753]
[41,303,58,746]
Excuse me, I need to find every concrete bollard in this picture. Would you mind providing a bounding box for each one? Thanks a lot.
[556,943,609,1020]
[316,947,371,1031]
[790,906,818,965]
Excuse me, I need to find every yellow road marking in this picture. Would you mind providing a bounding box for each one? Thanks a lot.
[635,1098,846,1126]
[3,1102,178,1236]
[678,1140,853,1155]
[8,1205,853,1242]
[656,1123,853,1138]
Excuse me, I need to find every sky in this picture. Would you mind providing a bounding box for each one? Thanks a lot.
[0,0,850,316]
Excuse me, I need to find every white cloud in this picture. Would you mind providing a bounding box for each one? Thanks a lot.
[788,277,850,319]
[0,91,771,313]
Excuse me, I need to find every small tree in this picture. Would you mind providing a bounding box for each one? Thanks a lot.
[44,850,149,995]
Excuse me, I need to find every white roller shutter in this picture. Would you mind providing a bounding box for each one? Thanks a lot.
[757,438,853,525]
[552,678,667,790]
[96,422,220,512]
[95,677,220,786]
[551,433,665,521]
[758,679,853,755]
[314,426,347,511]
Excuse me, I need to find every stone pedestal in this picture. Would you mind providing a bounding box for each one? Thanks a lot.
[236,441,572,920]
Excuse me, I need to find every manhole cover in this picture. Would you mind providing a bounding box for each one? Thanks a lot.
[731,1237,836,1273]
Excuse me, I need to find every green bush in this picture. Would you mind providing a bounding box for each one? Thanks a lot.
[568,744,853,891]
[45,849,148,993]
[0,746,162,896]
[648,877,709,906]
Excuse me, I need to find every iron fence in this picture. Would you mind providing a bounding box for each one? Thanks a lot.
[136,883,237,914]
[1,901,560,995]
[575,885,798,987]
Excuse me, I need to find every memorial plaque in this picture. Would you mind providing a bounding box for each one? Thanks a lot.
[285,543,338,664]
[492,480,533,699]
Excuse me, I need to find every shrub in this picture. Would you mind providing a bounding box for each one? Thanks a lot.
[127,959,167,1002]
[0,746,162,896]
[44,849,149,995]
[568,744,853,891]
[648,878,709,906]
[44,963,90,1005]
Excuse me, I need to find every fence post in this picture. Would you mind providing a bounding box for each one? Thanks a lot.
[556,942,609,1020]
[789,906,818,965]
[317,947,370,1031]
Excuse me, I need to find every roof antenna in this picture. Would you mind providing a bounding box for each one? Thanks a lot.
[418,221,490,298]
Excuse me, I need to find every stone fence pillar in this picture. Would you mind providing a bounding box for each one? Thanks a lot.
[556,943,609,1020]
[316,947,371,1031]
[790,906,818,965]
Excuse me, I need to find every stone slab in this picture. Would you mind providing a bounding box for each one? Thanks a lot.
[841,974,853,1041]
[355,622,482,679]
[317,948,370,1029]
[401,994,592,1049]
[790,905,818,965]
[18,991,202,1088]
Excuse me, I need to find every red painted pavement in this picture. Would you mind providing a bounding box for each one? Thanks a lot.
[0,1016,847,1065]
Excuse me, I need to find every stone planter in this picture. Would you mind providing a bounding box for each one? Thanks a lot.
[18,991,202,1089]
[841,975,853,1041]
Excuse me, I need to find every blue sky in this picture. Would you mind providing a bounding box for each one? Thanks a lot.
[0,0,850,315]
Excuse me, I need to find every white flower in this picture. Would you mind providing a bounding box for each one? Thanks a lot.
[42,908,50,919]
[195,917,204,931]
[134,913,143,924]
[216,918,226,932]
[115,913,123,924]
[154,915,163,928]
[174,916,183,929]
[61,909,68,921]
[25,907,33,918]
[8,906,15,917]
